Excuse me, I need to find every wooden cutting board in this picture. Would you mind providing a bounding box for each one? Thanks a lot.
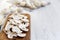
[0,14,30,40]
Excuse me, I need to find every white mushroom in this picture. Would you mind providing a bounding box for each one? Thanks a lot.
[7,32,17,38]
[18,14,25,17]
[17,33,26,37]
[5,22,11,30]
[25,0,31,7]
[20,2,26,6]
[19,24,29,31]
[41,1,50,6]
[31,0,42,7]
[22,19,29,22]
[12,26,22,33]
[10,19,16,24]
[21,28,29,31]
[14,19,22,24]
[30,1,37,9]
[18,15,28,19]
[7,0,50,9]
[12,33,17,37]
[24,16,28,19]
[7,31,13,38]
[8,34,13,38]
[13,15,21,20]
[24,23,29,27]
[17,0,23,2]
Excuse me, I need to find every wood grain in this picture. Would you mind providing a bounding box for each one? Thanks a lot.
[0,13,30,40]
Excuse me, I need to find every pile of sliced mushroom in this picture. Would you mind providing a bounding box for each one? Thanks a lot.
[4,13,29,38]
[8,0,50,9]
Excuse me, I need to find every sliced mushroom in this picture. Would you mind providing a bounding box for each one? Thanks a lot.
[8,34,13,38]
[25,0,31,7]
[5,22,11,30]
[24,23,29,27]
[10,19,16,24]
[17,33,26,37]
[30,1,37,9]
[19,24,29,31]
[12,26,22,33]
[20,2,26,6]
[22,19,29,22]
[41,1,50,7]
[31,0,41,7]
[7,32,17,38]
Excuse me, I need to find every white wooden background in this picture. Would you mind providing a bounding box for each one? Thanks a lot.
[31,0,60,40]
[0,0,60,40]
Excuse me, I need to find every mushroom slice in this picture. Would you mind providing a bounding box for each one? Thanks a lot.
[8,34,13,38]
[17,33,26,37]
[21,28,29,31]
[5,22,11,30]
[12,26,22,33]
[20,2,26,6]
[31,0,41,7]
[7,32,17,38]
[24,23,29,27]
[10,19,16,24]
[23,16,28,19]
[22,19,29,22]
[41,1,50,7]
[14,19,21,24]
[19,24,29,31]
[30,1,37,9]
[25,0,32,7]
